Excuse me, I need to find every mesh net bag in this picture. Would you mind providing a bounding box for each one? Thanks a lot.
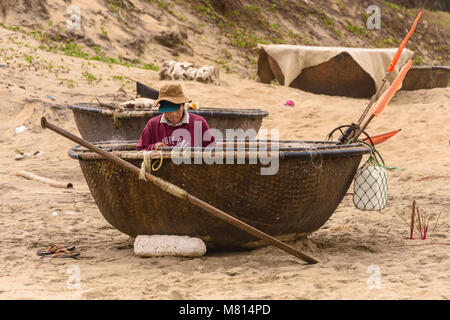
[353,145,388,211]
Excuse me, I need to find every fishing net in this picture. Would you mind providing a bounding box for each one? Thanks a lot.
[353,143,388,211]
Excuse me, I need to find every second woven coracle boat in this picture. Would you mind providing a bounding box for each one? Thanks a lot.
[258,49,377,98]
[69,140,370,249]
[402,65,450,91]
[258,48,450,96]
[68,103,269,142]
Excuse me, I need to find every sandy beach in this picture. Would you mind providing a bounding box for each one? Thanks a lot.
[0,3,449,300]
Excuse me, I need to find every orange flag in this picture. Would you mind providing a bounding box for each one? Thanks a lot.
[387,11,422,72]
[372,59,413,117]
[363,129,401,145]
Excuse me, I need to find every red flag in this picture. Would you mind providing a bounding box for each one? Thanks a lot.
[387,11,422,72]
[363,129,401,145]
[372,59,412,117]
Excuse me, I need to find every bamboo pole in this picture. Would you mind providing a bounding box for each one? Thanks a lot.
[342,12,422,144]
[41,117,318,264]
[356,73,390,127]
[432,209,444,234]
[16,170,73,189]
[416,206,423,239]
[410,200,416,239]
[352,59,413,142]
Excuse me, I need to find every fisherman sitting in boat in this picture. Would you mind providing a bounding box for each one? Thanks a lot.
[136,83,215,150]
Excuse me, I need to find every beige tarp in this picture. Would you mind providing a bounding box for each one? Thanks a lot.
[258,44,414,91]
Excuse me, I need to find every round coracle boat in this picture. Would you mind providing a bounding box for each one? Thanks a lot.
[402,65,450,91]
[258,48,450,97]
[68,103,269,142]
[258,49,377,98]
[69,140,370,249]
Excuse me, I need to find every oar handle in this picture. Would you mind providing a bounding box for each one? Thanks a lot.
[41,117,318,264]
[41,117,187,199]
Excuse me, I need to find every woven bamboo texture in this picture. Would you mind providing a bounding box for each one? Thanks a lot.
[402,66,450,91]
[70,141,369,249]
[257,48,376,98]
[68,103,269,142]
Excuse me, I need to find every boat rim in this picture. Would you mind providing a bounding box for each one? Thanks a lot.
[411,65,450,70]
[68,140,370,160]
[67,103,270,118]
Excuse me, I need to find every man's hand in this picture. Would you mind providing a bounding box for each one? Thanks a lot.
[154,142,168,150]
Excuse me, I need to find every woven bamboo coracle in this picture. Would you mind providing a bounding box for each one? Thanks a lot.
[69,140,369,249]
[68,103,269,142]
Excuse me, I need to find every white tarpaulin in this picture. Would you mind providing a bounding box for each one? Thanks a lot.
[258,44,414,91]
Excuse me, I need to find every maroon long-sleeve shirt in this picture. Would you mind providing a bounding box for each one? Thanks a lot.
[136,111,215,151]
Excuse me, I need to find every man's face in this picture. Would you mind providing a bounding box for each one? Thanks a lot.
[164,104,184,125]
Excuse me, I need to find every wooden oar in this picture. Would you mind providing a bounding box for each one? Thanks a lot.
[40,117,318,264]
